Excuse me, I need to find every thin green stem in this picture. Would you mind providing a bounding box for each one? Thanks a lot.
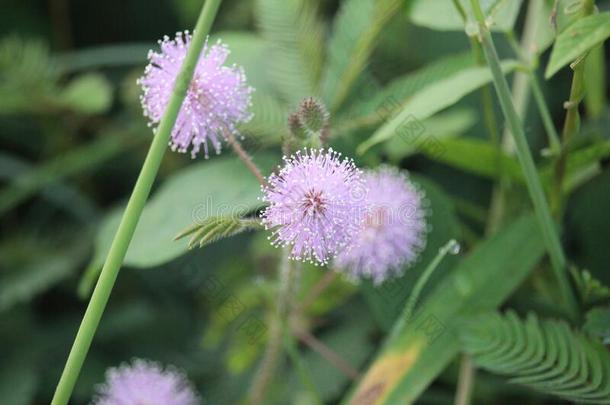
[390,240,459,341]
[50,1,222,404]
[552,0,594,216]
[282,323,322,404]
[505,30,561,154]
[248,249,298,404]
[451,0,505,236]
[454,355,476,405]
[469,0,578,319]
[530,76,562,154]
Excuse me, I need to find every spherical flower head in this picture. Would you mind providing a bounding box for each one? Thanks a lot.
[138,32,254,158]
[92,359,199,405]
[260,148,366,265]
[335,167,427,284]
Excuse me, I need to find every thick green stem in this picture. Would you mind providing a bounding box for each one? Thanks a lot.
[50,1,222,404]
[469,0,578,319]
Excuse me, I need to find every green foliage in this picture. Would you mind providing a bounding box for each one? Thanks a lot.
[461,310,610,403]
[361,175,461,331]
[383,108,477,161]
[408,0,523,32]
[3,1,610,403]
[419,136,522,182]
[0,36,113,114]
[0,36,59,113]
[175,216,261,249]
[0,131,134,216]
[342,52,475,129]
[0,237,89,312]
[80,155,276,296]
[255,0,324,105]
[59,73,113,114]
[571,267,610,308]
[546,12,610,78]
[357,60,518,154]
[584,307,610,343]
[321,0,403,110]
[320,0,374,109]
[347,214,545,404]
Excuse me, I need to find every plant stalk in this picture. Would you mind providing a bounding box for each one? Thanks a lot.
[223,127,267,187]
[469,0,578,319]
[552,0,594,216]
[248,249,298,404]
[50,1,222,403]
[505,29,561,154]
[390,239,459,342]
[454,355,476,405]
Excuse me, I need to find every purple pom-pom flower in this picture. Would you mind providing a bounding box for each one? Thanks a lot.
[260,148,366,265]
[335,167,427,284]
[92,359,199,405]
[138,32,253,158]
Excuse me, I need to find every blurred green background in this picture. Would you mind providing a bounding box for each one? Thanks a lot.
[1,0,609,404]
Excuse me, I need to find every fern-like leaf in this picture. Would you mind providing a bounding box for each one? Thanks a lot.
[571,267,610,308]
[174,216,262,249]
[255,0,325,106]
[321,0,403,111]
[0,37,60,113]
[461,311,610,404]
[584,307,610,344]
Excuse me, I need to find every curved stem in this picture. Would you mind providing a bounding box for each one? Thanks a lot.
[50,1,223,404]
[390,240,459,341]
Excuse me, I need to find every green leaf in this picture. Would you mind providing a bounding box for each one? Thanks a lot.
[545,12,610,78]
[0,238,89,311]
[461,310,610,403]
[90,154,276,270]
[361,175,461,331]
[215,32,275,94]
[584,307,610,343]
[211,32,288,141]
[175,215,262,249]
[345,214,545,404]
[419,137,523,182]
[409,0,523,33]
[255,0,325,105]
[321,0,404,111]
[320,0,374,109]
[241,91,289,142]
[0,131,133,216]
[383,109,477,161]
[0,36,60,114]
[0,365,38,405]
[571,267,610,308]
[59,73,113,114]
[283,308,376,402]
[357,60,519,154]
[337,52,474,131]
